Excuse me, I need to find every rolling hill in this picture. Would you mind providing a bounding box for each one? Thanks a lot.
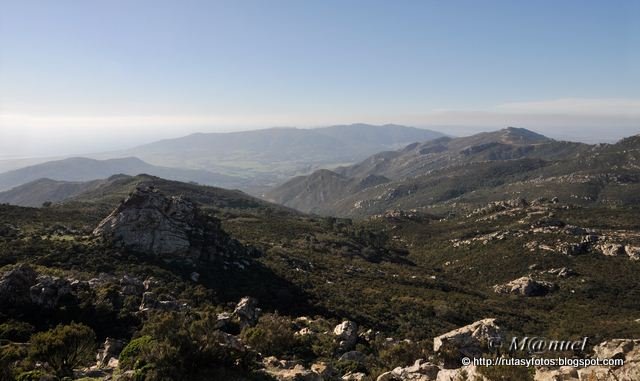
[0,157,248,193]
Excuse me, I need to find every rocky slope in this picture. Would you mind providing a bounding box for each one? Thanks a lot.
[267,128,640,216]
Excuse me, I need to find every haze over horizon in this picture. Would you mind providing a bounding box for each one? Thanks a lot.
[1,0,639,158]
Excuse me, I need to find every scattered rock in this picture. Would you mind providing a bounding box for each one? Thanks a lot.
[262,357,322,381]
[376,359,440,381]
[557,242,589,255]
[546,267,577,278]
[493,277,557,297]
[343,371,367,380]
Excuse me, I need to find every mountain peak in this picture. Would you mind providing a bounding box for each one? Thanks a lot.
[500,127,551,143]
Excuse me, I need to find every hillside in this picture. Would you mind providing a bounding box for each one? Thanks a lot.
[1,175,640,380]
[266,128,640,216]
[109,124,444,183]
[0,157,247,192]
[0,178,110,207]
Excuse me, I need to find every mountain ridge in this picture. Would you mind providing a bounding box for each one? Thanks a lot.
[266,128,639,216]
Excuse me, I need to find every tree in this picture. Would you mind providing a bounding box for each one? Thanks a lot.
[29,323,96,377]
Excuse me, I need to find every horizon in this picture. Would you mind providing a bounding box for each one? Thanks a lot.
[0,124,636,162]
[1,1,639,157]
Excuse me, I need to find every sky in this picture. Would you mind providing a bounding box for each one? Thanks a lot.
[0,0,639,158]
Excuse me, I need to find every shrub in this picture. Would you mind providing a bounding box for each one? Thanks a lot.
[378,340,428,369]
[0,320,35,342]
[28,323,96,378]
[119,335,155,370]
[240,313,296,356]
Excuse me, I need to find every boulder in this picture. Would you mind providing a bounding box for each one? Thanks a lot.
[433,318,503,359]
[234,296,260,328]
[0,264,37,306]
[625,246,640,260]
[96,337,125,368]
[597,243,626,257]
[339,350,367,364]
[334,320,358,350]
[29,275,71,309]
[493,277,557,297]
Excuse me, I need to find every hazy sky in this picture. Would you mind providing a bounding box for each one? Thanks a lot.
[0,0,639,158]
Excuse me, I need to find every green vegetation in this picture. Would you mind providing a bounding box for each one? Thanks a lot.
[0,168,639,379]
[28,323,96,378]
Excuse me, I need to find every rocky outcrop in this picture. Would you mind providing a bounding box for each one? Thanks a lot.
[234,296,260,329]
[597,243,626,257]
[493,277,557,297]
[0,264,37,307]
[93,186,247,261]
[29,275,71,309]
[433,318,503,359]
[139,291,184,312]
[334,320,358,350]
[96,338,125,368]
[534,339,640,381]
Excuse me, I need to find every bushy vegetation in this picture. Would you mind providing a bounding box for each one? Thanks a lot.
[1,175,640,379]
[240,313,297,356]
[28,323,96,378]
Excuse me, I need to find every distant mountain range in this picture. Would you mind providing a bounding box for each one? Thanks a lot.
[0,124,445,195]
[0,157,247,193]
[107,124,445,182]
[267,127,640,216]
[5,125,638,215]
